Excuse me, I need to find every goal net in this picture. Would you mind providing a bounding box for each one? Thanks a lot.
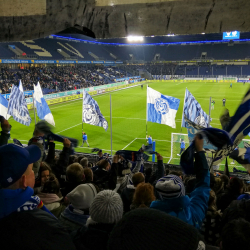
[169,133,250,172]
[168,133,189,165]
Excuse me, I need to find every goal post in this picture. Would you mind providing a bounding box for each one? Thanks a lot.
[168,133,250,172]
[168,133,189,165]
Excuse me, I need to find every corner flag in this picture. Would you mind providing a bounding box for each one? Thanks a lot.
[34,82,55,126]
[82,90,108,131]
[147,86,180,128]
[7,85,31,126]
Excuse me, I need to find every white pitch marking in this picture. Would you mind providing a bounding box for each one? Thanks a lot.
[122,138,138,150]
[56,123,82,134]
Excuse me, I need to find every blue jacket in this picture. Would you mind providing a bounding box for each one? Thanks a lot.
[181,141,185,149]
[83,134,87,140]
[150,151,210,229]
[0,186,34,219]
[148,137,152,144]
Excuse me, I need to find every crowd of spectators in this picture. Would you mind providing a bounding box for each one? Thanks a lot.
[0,65,127,94]
[1,117,250,250]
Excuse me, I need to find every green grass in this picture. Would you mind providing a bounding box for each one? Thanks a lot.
[8,80,250,171]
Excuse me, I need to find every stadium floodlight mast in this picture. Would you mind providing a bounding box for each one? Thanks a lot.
[127,36,144,42]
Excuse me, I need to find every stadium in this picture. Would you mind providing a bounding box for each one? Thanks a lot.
[1,1,250,250]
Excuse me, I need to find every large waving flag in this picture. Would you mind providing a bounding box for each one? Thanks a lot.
[82,91,108,131]
[212,88,250,166]
[34,82,55,126]
[147,86,180,128]
[0,94,11,120]
[181,88,210,128]
[7,85,31,126]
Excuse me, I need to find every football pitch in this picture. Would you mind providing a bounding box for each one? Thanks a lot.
[8,80,250,171]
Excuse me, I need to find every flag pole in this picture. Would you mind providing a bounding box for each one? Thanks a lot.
[180,88,187,132]
[146,85,148,138]
[208,96,211,127]
[32,93,37,125]
[110,94,113,157]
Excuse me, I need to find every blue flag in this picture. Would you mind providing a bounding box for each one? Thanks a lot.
[147,87,180,128]
[34,82,55,126]
[7,85,31,126]
[82,91,108,131]
[212,88,250,166]
[182,89,210,128]
[0,94,11,119]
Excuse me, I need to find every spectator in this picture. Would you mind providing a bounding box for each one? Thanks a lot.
[93,156,118,190]
[60,183,98,232]
[61,163,85,197]
[117,151,151,193]
[121,172,145,213]
[200,190,222,246]
[80,157,88,168]
[108,208,218,250]
[37,174,65,218]
[144,167,153,183]
[34,162,52,194]
[130,183,156,210]
[0,144,76,250]
[220,219,250,250]
[217,177,244,212]
[150,135,210,229]
[72,190,123,250]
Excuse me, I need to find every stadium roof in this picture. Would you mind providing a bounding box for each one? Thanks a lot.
[0,0,250,42]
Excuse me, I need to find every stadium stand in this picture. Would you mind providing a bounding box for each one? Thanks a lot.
[2,31,250,250]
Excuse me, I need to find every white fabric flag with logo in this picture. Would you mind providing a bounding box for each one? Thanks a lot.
[147,87,180,128]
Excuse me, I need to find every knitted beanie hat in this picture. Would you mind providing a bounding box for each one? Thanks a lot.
[90,190,123,224]
[155,175,185,199]
[108,208,205,250]
[66,183,98,210]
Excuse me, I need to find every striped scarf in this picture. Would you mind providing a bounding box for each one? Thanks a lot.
[17,195,54,217]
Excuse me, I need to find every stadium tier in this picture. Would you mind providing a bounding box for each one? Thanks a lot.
[1,35,250,62]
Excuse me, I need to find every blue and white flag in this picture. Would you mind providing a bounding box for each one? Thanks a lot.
[34,82,55,126]
[147,87,180,128]
[181,88,210,128]
[0,94,11,120]
[7,85,31,126]
[19,80,23,92]
[212,88,250,166]
[82,91,108,131]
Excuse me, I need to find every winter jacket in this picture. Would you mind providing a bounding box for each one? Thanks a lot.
[0,187,75,250]
[93,163,117,190]
[59,205,90,232]
[0,209,76,250]
[150,151,210,230]
[37,192,65,218]
[121,185,136,213]
[217,187,242,212]
[200,208,222,246]
[0,131,9,146]
[72,221,115,250]
[220,199,250,232]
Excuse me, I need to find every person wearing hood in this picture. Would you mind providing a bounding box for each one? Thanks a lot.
[0,144,76,250]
